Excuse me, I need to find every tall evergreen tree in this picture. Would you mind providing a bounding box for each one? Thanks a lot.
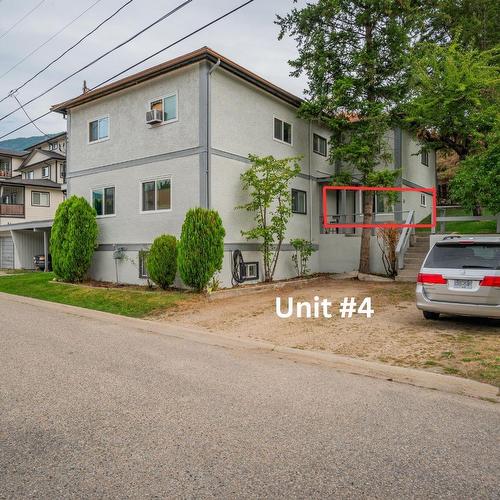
[278,0,422,273]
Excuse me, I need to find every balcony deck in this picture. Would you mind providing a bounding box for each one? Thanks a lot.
[0,203,25,218]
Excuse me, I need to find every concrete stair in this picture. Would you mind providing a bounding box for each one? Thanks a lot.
[395,233,430,282]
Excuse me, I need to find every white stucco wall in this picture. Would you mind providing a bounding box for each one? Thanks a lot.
[67,64,201,174]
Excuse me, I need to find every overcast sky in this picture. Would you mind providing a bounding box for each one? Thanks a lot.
[0,0,309,140]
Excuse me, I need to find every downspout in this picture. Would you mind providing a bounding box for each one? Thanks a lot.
[308,120,313,243]
[206,58,221,210]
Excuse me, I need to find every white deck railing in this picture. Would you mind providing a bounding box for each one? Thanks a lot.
[395,210,415,270]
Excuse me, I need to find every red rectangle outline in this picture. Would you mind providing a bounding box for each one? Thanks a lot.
[322,185,437,229]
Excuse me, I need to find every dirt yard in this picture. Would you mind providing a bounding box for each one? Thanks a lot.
[158,277,500,387]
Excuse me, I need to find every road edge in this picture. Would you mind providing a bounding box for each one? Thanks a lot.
[1,291,498,403]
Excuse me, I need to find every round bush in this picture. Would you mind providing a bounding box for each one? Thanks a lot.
[147,234,177,289]
[50,196,98,282]
[177,208,225,292]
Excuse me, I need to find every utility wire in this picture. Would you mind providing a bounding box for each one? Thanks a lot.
[0,0,105,82]
[0,0,257,140]
[0,0,47,41]
[91,0,255,90]
[0,0,134,102]
[10,92,49,138]
[0,0,193,122]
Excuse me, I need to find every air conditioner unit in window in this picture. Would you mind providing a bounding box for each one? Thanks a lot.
[146,109,163,124]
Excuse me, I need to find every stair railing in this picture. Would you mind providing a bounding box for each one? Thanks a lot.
[395,210,415,270]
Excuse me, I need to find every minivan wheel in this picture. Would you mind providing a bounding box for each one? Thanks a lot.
[423,311,440,320]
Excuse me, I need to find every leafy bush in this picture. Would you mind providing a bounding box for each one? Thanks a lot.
[177,208,225,292]
[51,196,98,282]
[290,238,316,277]
[147,235,177,289]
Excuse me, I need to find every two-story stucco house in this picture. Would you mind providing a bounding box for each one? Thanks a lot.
[0,134,66,269]
[51,47,436,287]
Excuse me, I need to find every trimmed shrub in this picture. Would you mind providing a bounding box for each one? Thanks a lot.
[51,196,98,282]
[177,208,225,292]
[147,234,177,289]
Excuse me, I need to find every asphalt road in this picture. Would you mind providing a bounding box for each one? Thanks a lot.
[1,296,499,499]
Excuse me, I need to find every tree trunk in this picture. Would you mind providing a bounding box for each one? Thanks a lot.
[359,191,374,274]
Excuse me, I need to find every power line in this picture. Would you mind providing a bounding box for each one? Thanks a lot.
[0,0,257,140]
[0,0,134,102]
[0,0,105,82]
[0,0,194,122]
[0,0,47,41]
[10,93,49,138]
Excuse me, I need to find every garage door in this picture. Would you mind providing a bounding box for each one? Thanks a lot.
[0,236,14,269]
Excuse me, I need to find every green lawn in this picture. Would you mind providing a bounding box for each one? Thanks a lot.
[0,272,188,318]
[418,208,497,234]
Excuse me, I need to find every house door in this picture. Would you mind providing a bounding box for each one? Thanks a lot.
[0,236,14,269]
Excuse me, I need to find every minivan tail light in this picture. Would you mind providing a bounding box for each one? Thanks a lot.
[417,273,447,285]
[480,276,500,287]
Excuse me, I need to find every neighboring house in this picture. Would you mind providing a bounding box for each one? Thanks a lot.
[0,134,66,269]
[51,47,435,287]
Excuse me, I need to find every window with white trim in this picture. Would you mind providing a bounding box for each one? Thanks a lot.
[89,117,109,143]
[150,93,178,123]
[26,171,34,180]
[274,117,292,144]
[313,134,327,156]
[92,186,115,216]
[41,165,50,178]
[292,189,307,214]
[141,178,171,212]
[31,191,50,207]
[420,194,427,207]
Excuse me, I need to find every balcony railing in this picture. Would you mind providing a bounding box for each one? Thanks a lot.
[0,203,25,217]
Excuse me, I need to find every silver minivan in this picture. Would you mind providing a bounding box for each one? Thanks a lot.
[416,236,500,320]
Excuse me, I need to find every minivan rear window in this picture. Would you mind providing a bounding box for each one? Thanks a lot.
[424,243,500,269]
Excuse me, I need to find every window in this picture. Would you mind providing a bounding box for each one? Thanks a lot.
[313,134,327,156]
[60,162,66,180]
[89,116,109,143]
[92,187,115,216]
[420,194,427,207]
[292,189,307,214]
[41,165,50,178]
[274,117,292,145]
[31,191,50,207]
[421,149,429,166]
[150,93,178,123]
[139,250,149,279]
[141,178,171,212]
[26,171,34,180]
[242,262,259,281]
[0,158,10,177]
[374,194,393,214]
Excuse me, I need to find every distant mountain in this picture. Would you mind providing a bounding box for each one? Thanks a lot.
[0,133,64,152]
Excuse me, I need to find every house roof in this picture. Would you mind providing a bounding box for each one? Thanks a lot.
[18,149,66,171]
[0,177,61,189]
[25,132,66,151]
[51,47,304,113]
[0,148,29,158]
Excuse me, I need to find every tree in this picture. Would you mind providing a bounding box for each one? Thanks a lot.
[404,42,499,161]
[449,140,500,215]
[147,235,177,290]
[238,154,301,282]
[277,0,419,273]
[177,208,225,292]
[425,0,500,51]
[51,196,98,282]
